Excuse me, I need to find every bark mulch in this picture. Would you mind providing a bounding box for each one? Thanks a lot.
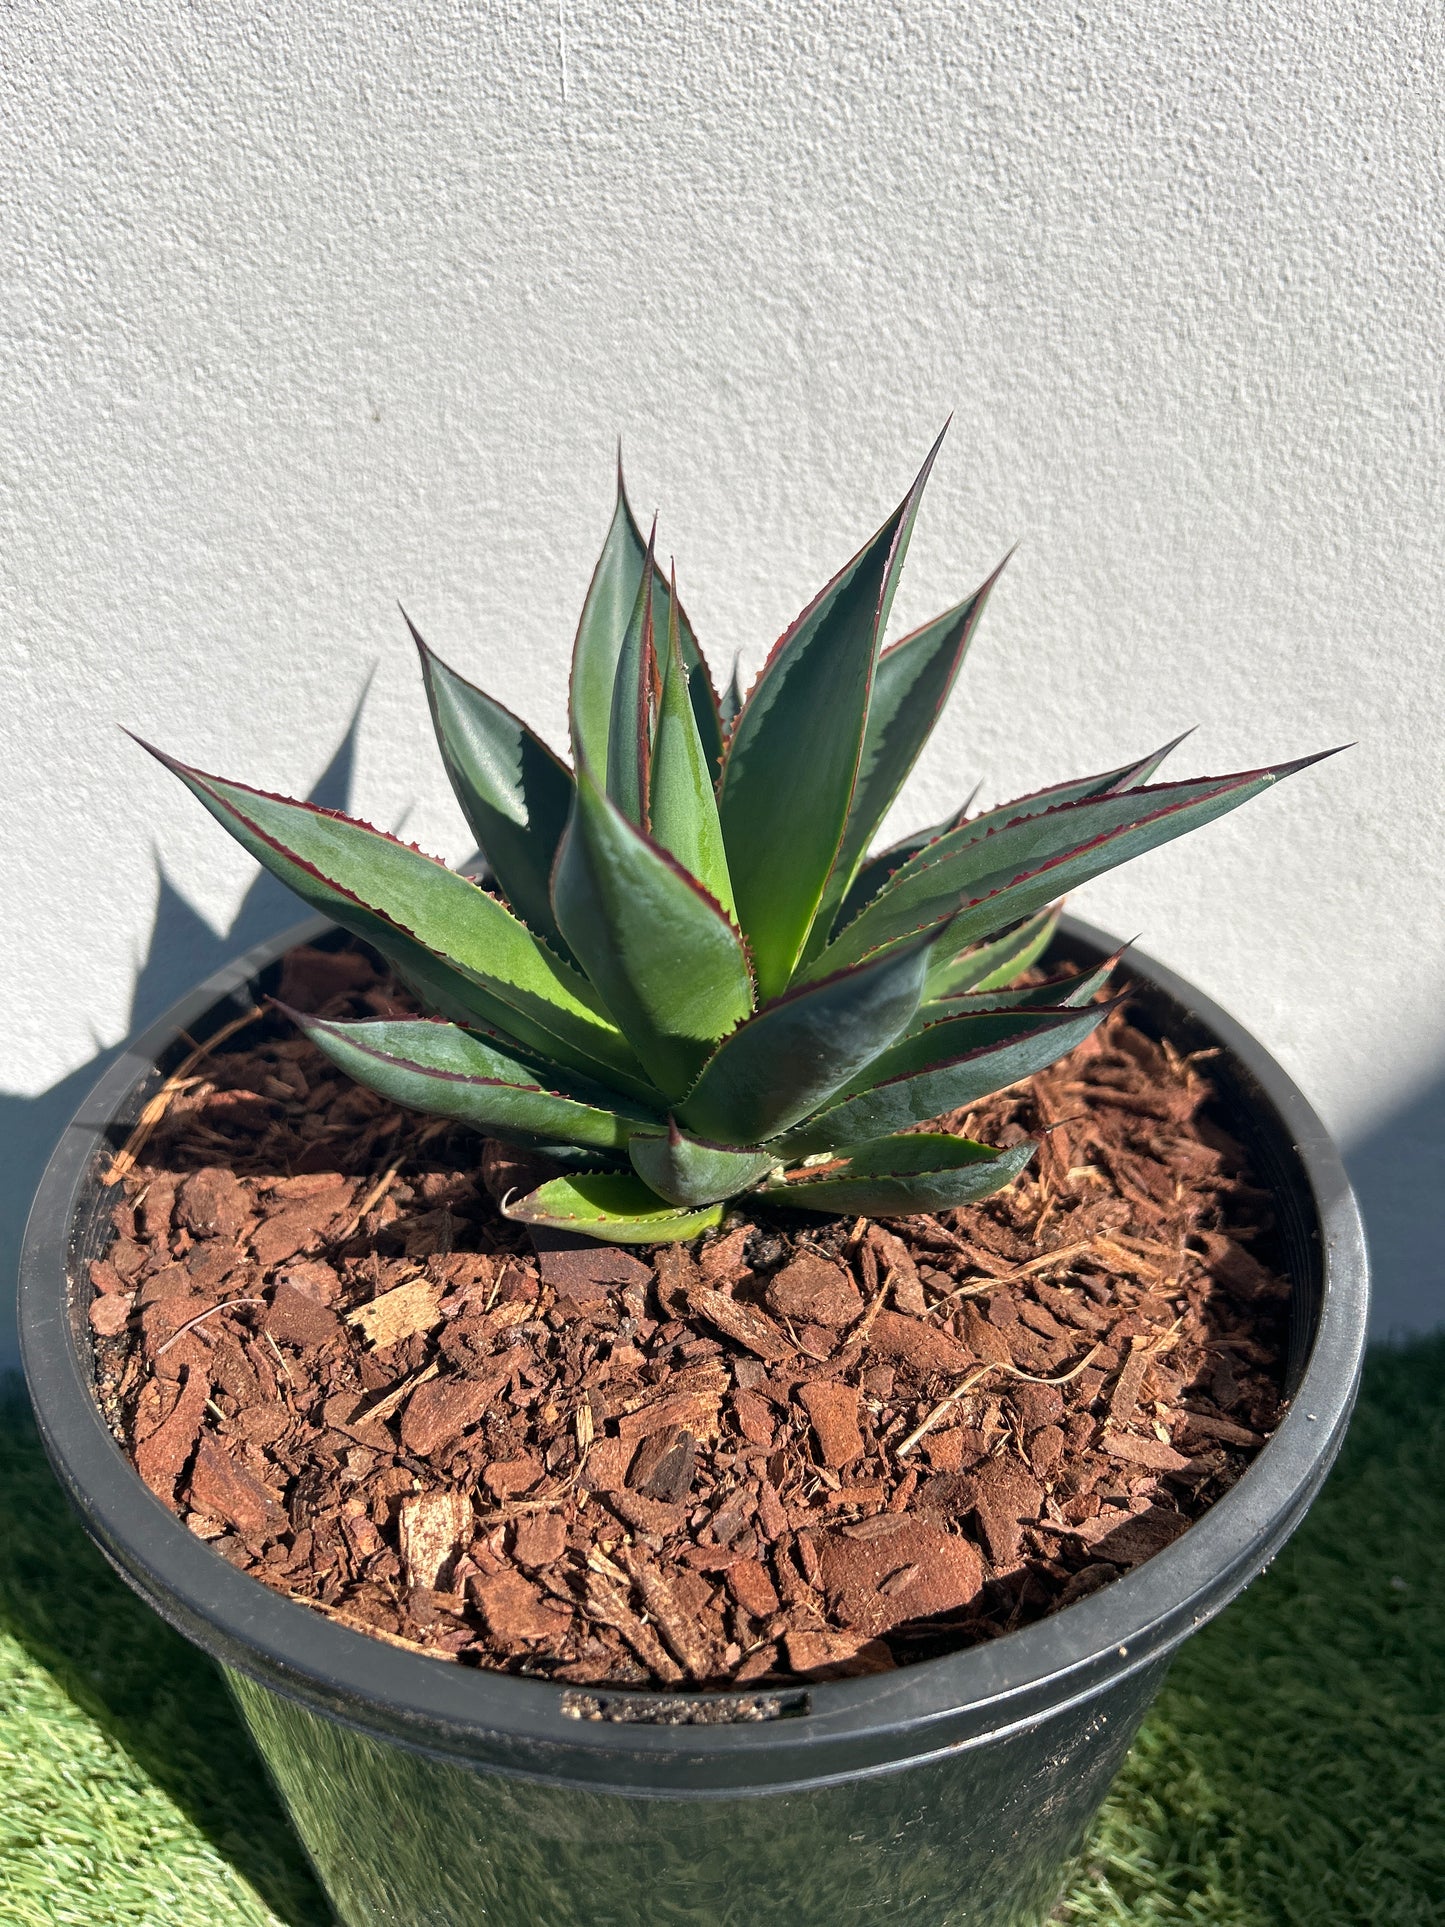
[88,941,1288,1690]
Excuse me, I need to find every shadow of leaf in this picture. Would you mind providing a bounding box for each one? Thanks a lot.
[1343,1064,1445,1341]
[2,707,364,1371]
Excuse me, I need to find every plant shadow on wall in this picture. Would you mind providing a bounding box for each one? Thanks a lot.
[0,710,365,1376]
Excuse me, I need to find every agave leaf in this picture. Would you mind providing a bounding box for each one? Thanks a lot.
[627,1123,777,1208]
[922,904,1062,1001]
[677,937,931,1146]
[409,620,576,955]
[285,1010,660,1151]
[779,1002,1112,1155]
[814,753,1338,977]
[831,796,976,934]
[504,1171,725,1244]
[806,561,1007,960]
[937,730,1200,858]
[605,523,656,828]
[833,734,1191,941]
[552,756,754,1099]
[717,430,946,1000]
[569,466,648,777]
[669,581,726,787]
[910,950,1120,1037]
[570,460,723,784]
[720,656,744,732]
[762,1134,1035,1215]
[649,567,735,913]
[139,742,658,1098]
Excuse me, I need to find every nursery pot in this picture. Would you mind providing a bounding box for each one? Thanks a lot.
[19,914,1367,1927]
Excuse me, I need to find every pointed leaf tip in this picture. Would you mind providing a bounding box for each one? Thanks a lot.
[718,434,949,997]
[808,548,1011,955]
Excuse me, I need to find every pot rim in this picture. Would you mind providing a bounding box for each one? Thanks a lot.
[19,914,1368,1795]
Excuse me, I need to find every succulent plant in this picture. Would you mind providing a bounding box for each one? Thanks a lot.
[138,433,1329,1242]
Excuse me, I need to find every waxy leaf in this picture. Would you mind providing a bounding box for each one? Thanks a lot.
[780,1002,1111,1154]
[672,587,727,787]
[410,620,576,954]
[911,950,1120,1038]
[831,795,976,935]
[286,1011,659,1150]
[832,735,1190,943]
[806,561,1006,958]
[815,753,1336,977]
[140,743,657,1099]
[505,1171,725,1244]
[677,937,931,1146]
[552,757,754,1100]
[605,525,656,828]
[570,462,723,783]
[763,1134,1035,1216]
[718,431,946,999]
[649,569,735,913]
[570,469,649,777]
[922,904,1061,1001]
[627,1124,777,1208]
[720,657,744,732]
[933,731,1199,861]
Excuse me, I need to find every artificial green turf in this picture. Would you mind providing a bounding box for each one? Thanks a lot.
[2,1336,1442,1926]
[0,1376,329,1927]
[1054,1333,1445,1926]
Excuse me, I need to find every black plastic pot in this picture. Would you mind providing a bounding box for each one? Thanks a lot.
[19,914,1367,1927]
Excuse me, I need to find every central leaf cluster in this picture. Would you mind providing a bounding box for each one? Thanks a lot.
[142,434,1322,1241]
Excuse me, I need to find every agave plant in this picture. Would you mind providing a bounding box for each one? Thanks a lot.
[138,432,1328,1243]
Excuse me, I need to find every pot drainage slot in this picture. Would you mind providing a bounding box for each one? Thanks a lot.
[561,1689,810,1725]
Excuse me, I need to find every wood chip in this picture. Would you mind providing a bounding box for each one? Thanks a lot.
[512,1512,568,1566]
[815,1518,984,1635]
[1100,1426,1192,1473]
[865,1309,973,1376]
[726,1557,782,1619]
[687,1285,795,1362]
[970,1459,1046,1566]
[263,1283,342,1352]
[1177,1409,1264,1448]
[469,1568,573,1644]
[400,1371,498,1457]
[177,1167,252,1242]
[623,1548,724,1679]
[616,1385,726,1445]
[188,1433,285,1539]
[1088,1504,1190,1566]
[584,1574,683,1683]
[399,1489,471,1589]
[89,1291,135,1337]
[798,1380,864,1469]
[764,1253,864,1328]
[1104,1337,1153,1426]
[784,1625,895,1678]
[347,1277,444,1349]
[134,1364,210,1501]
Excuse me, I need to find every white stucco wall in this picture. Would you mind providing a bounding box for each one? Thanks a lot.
[3,2,1441,1347]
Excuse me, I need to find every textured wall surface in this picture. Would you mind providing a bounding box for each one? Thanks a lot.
[3,1,1441,1356]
